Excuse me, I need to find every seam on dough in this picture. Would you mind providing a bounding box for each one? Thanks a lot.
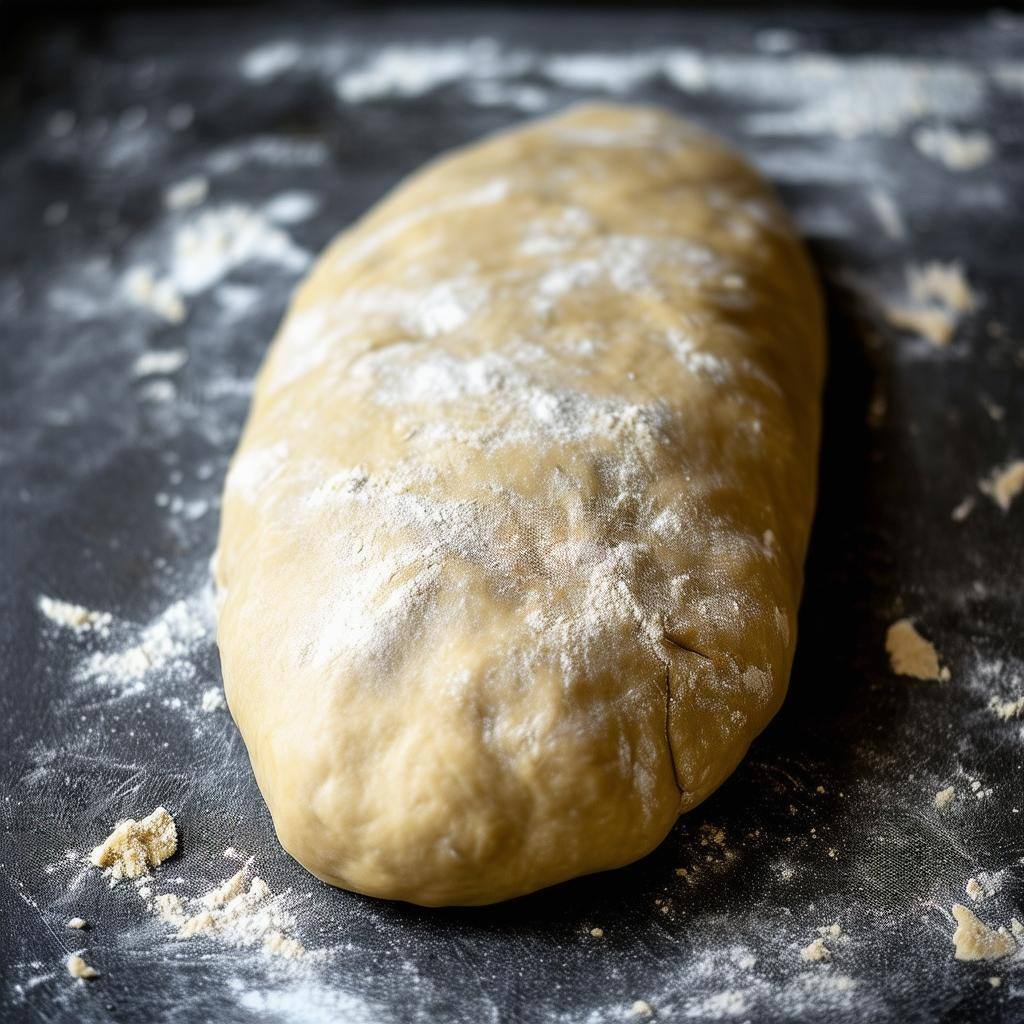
[664,663,686,800]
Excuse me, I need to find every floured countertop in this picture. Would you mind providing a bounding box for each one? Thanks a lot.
[1,8,1023,1023]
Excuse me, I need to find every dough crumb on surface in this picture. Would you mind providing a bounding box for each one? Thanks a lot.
[628,999,653,1018]
[884,261,976,347]
[800,938,831,962]
[990,977,1002,987]
[951,904,1017,961]
[980,460,1024,511]
[966,877,984,902]
[66,917,87,929]
[817,922,843,939]
[934,786,956,811]
[66,954,98,979]
[886,619,949,681]
[590,927,605,938]
[90,806,177,880]
[37,595,112,636]
[122,265,187,324]
[951,496,975,522]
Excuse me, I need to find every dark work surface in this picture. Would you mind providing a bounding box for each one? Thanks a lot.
[2,8,1023,1024]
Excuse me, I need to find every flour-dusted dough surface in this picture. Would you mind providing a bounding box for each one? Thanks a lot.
[215,103,825,906]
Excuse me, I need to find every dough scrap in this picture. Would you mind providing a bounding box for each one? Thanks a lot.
[90,806,177,880]
[885,619,948,681]
[66,953,98,979]
[216,103,825,905]
[951,904,1017,961]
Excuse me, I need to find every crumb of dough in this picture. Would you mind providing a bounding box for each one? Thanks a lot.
[90,807,177,880]
[628,1000,653,1018]
[37,595,112,635]
[67,917,87,929]
[123,265,187,324]
[951,496,975,522]
[817,922,842,939]
[201,687,226,711]
[951,904,1017,961]
[980,460,1024,511]
[886,619,949,681]
[989,696,1024,720]
[884,261,976,347]
[590,927,605,938]
[934,786,956,811]
[989,977,1002,987]
[66,953,98,979]
[966,878,984,902]
[800,938,831,962]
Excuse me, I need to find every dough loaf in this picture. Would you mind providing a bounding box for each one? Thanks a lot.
[215,103,825,906]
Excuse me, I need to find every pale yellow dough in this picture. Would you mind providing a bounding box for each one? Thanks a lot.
[215,104,825,906]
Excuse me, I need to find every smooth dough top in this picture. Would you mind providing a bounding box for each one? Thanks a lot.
[215,103,825,906]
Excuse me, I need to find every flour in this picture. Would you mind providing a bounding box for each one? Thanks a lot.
[82,586,214,693]
[133,348,188,377]
[264,191,319,224]
[156,861,305,959]
[201,686,226,712]
[171,204,310,295]
[912,126,994,171]
[241,41,302,82]
[165,175,209,210]
[122,265,186,324]
[37,596,112,636]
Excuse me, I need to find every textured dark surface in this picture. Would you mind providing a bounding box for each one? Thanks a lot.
[1,8,1023,1024]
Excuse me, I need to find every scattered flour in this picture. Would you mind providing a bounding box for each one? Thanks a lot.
[153,860,304,959]
[912,125,993,171]
[82,588,214,692]
[201,686,227,712]
[165,175,209,210]
[171,204,310,295]
[123,265,187,324]
[264,191,319,224]
[37,596,112,636]
[989,695,1024,721]
[133,348,188,377]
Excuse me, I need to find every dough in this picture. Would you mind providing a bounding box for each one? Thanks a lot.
[215,103,824,906]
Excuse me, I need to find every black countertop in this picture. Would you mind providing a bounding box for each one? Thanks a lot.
[2,8,1023,1023]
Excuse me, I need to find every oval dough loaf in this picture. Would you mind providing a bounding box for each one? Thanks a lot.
[216,103,825,906]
